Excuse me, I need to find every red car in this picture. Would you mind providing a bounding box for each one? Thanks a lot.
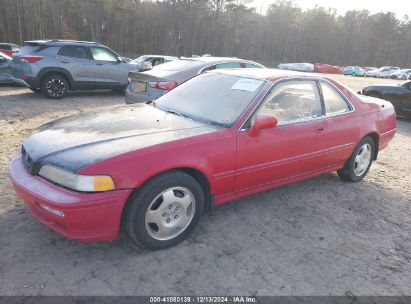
[9,69,396,249]
[0,43,21,57]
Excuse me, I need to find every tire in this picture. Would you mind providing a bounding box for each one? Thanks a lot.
[337,137,375,182]
[40,74,68,99]
[402,75,406,80]
[125,171,205,250]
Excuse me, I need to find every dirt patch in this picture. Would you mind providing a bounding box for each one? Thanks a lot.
[0,76,410,296]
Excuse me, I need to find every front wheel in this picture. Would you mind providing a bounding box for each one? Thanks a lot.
[124,171,204,250]
[41,74,68,99]
[337,137,375,182]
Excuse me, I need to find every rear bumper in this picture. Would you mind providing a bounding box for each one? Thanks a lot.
[125,84,164,104]
[11,76,39,89]
[9,153,133,242]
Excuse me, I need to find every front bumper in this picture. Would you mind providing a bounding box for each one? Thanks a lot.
[9,153,133,242]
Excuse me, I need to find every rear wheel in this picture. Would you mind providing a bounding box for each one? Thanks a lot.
[41,74,68,99]
[337,137,375,182]
[125,171,204,250]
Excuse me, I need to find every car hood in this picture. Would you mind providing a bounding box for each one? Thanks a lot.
[22,104,219,173]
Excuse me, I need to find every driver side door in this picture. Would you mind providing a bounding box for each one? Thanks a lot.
[235,79,325,192]
[90,46,126,88]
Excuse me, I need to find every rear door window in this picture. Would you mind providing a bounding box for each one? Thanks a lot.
[0,44,11,50]
[152,58,163,66]
[58,46,90,60]
[320,82,351,115]
[215,62,241,69]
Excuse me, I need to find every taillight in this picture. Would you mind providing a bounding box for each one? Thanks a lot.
[20,56,42,63]
[149,81,178,91]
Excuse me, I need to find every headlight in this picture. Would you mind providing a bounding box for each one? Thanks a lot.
[39,165,115,192]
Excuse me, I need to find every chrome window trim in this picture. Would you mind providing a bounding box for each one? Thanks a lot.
[238,77,356,132]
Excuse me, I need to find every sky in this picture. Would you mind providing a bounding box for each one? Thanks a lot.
[251,0,411,17]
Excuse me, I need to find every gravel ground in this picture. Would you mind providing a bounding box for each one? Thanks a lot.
[0,75,410,296]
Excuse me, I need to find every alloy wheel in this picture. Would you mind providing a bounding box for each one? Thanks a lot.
[46,78,66,98]
[145,187,195,241]
[354,143,372,176]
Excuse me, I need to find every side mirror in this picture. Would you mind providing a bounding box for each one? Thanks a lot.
[248,113,278,137]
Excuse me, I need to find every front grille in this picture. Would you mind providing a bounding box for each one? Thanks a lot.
[21,146,34,174]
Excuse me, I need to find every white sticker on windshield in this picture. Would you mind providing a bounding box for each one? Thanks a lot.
[230,78,263,92]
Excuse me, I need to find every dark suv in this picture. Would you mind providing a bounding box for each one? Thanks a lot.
[11,40,144,99]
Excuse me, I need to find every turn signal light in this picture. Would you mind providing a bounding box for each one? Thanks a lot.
[93,176,115,192]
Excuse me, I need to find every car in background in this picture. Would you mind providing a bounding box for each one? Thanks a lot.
[0,43,21,56]
[0,52,13,83]
[390,69,411,80]
[10,39,148,99]
[366,66,399,78]
[126,57,265,104]
[10,69,396,249]
[361,81,411,118]
[131,55,178,71]
[343,66,366,76]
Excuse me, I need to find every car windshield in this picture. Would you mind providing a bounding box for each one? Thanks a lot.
[154,73,265,127]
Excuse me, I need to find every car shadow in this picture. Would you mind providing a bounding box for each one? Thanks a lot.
[1,171,408,255]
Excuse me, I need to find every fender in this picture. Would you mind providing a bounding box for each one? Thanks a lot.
[37,67,74,88]
[78,129,237,198]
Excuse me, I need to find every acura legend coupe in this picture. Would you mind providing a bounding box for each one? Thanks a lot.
[10,69,396,250]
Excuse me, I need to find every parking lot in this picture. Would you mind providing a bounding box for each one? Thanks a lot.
[0,74,410,296]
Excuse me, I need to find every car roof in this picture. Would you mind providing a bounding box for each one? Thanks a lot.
[142,55,178,59]
[181,56,259,64]
[24,39,102,47]
[206,68,321,81]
